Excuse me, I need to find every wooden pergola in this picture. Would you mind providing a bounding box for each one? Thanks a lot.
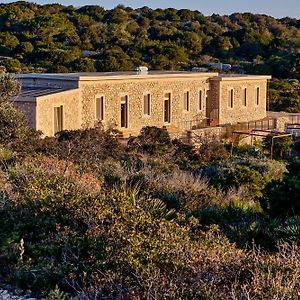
[231,129,292,159]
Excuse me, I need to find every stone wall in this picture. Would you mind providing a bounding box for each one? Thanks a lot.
[80,77,211,133]
[36,89,80,137]
[13,100,36,129]
[217,79,268,124]
[13,73,271,137]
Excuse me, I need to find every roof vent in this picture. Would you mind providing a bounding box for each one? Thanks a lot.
[134,66,148,75]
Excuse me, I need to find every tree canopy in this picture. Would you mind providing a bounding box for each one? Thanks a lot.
[0,2,300,78]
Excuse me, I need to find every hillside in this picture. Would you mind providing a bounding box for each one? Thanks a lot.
[0,2,300,79]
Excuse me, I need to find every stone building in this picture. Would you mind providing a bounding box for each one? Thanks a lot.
[13,71,271,137]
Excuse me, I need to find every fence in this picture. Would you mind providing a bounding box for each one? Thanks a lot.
[235,118,276,132]
[287,114,300,125]
[179,118,209,131]
[178,109,220,131]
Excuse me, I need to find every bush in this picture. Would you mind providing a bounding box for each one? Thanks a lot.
[263,134,293,160]
[37,125,124,171]
[0,74,20,103]
[128,126,171,155]
[0,133,299,298]
[0,102,29,144]
[262,158,300,217]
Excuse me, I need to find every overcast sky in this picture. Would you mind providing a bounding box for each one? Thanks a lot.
[1,0,300,18]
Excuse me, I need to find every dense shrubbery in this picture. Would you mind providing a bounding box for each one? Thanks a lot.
[0,83,299,297]
[0,151,300,299]
[269,79,300,112]
[262,158,300,217]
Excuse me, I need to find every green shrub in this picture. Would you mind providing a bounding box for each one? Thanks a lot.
[0,102,29,144]
[0,148,299,299]
[38,125,124,171]
[262,158,300,217]
[128,126,172,155]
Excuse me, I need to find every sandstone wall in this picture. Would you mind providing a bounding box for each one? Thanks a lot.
[13,100,36,128]
[218,79,267,124]
[80,77,211,133]
[36,89,80,137]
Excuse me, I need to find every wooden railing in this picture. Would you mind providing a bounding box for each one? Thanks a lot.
[287,114,300,125]
[178,118,209,130]
[177,109,220,131]
[235,118,276,132]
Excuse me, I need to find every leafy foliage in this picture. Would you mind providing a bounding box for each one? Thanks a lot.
[0,2,300,83]
[0,72,299,298]
[269,79,300,112]
[262,158,300,217]
[0,73,20,103]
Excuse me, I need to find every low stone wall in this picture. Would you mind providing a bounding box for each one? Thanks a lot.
[188,127,225,145]
[268,111,300,132]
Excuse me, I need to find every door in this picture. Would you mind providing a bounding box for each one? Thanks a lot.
[164,93,171,123]
[120,96,128,128]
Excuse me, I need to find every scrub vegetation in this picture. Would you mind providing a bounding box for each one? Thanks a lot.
[0,75,300,299]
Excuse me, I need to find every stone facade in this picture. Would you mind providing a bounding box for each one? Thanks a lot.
[80,76,211,134]
[36,89,81,137]
[13,100,36,128]
[14,72,271,137]
[210,76,269,125]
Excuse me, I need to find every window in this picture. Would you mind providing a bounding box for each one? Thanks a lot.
[120,95,128,128]
[143,93,151,115]
[255,87,260,105]
[243,88,247,106]
[164,93,171,123]
[199,90,203,110]
[54,105,63,134]
[183,91,189,111]
[95,96,104,121]
[228,89,234,108]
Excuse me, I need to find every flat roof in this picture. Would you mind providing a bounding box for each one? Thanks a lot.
[16,71,219,81]
[17,87,72,98]
[15,71,272,82]
[211,74,272,81]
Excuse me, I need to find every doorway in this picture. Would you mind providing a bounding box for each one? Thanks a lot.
[121,95,128,128]
[164,93,171,123]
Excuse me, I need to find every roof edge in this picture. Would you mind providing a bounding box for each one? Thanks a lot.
[211,75,272,81]
[15,72,219,82]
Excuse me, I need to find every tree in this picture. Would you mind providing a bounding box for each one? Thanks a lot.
[1,58,22,73]
[0,32,19,54]
[0,74,29,143]
[0,73,20,103]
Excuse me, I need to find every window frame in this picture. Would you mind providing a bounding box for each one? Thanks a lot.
[255,87,260,105]
[163,91,172,123]
[228,88,234,108]
[95,95,105,122]
[143,93,151,116]
[242,87,247,107]
[199,89,203,111]
[53,105,63,135]
[120,94,129,128]
[183,90,190,111]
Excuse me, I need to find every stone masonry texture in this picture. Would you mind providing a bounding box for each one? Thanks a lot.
[13,73,271,137]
